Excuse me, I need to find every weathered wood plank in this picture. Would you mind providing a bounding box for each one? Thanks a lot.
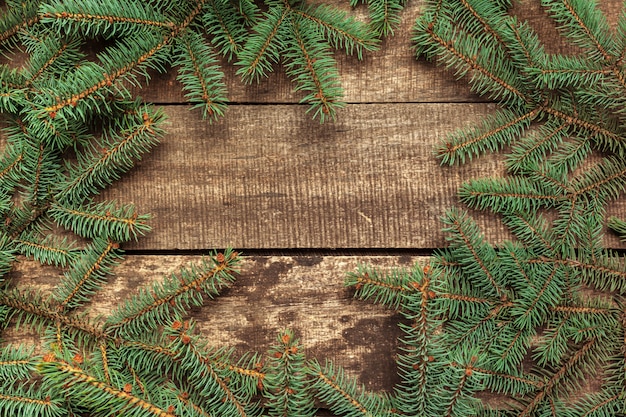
[7,255,423,392]
[98,103,626,250]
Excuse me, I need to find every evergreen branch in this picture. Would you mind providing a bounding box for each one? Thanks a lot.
[174,31,228,120]
[545,136,592,174]
[518,338,596,417]
[0,288,107,340]
[15,232,78,268]
[435,353,485,417]
[416,16,528,106]
[38,359,176,417]
[52,238,123,310]
[169,323,258,417]
[550,304,613,315]
[541,0,616,62]
[237,3,290,83]
[608,216,626,240]
[0,232,16,278]
[569,391,621,417]
[534,254,626,293]
[310,360,392,417]
[0,143,24,190]
[285,18,344,122]
[0,345,36,381]
[105,251,239,337]
[292,3,379,58]
[530,55,612,90]
[39,0,174,37]
[345,264,414,310]
[49,200,151,242]
[441,208,504,298]
[0,6,40,46]
[203,0,250,60]
[365,0,403,37]
[455,0,508,53]
[0,383,64,417]
[472,366,544,394]
[263,330,316,417]
[507,120,569,173]
[539,105,625,153]
[459,176,562,214]
[22,37,85,87]
[437,107,539,165]
[171,0,207,34]
[512,262,563,329]
[39,37,170,119]
[492,325,533,372]
[571,156,626,200]
[394,266,440,415]
[54,106,165,204]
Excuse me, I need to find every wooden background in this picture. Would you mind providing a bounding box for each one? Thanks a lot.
[6,0,626,413]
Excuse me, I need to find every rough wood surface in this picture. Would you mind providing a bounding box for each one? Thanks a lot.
[7,255,423,392]
[101,104,626,250]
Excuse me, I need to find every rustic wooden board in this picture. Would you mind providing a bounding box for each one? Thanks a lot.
[99,103,626,250]
[7,254,424,393]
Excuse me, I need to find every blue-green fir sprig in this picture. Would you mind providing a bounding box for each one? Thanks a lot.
[104,250,240,338]
[236,0,379,121]
[263,330,316,417]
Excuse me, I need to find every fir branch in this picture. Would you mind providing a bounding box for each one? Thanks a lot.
[436,352,486,417]
[54,106,165,204]
[168,322,259,417]
[15,232,78,268]
[506,120,570,174]
[517,338,597,417]
[285,17,344,122]
[459,175,562,214]
[0,232,16,277]
[414,11,528,106]
[394,264,442,416]
[608,216,626,240]
[0,0,41,46]
[174,31,228,120]
[237,2,290,83]
[511,262,563,330]
[309,360,393,417]
[49,200,151,242]
[361,0,404,37]
[292,3,379,58]
[203,0,251,60]
[39,0,174,38]
[35,36,171,121]
[52,237,123,311]
[0,345,37,382]
[541,0,617,63]
[0,382,64,417]
[21,36,85,87]
[104,251,239,337]
[441,208,504,298]
[436,106,539,165]
[345,264,415,310]
[38,358,177,417]
[263,330,316,417]
[0,288,107,341]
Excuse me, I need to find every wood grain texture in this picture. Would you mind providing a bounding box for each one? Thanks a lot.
[102,103,497,249]
[99,103,626,250]
[7,254,424,392]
